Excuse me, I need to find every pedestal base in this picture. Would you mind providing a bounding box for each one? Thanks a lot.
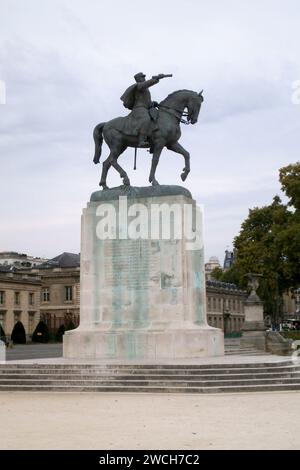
[241,321,266,351]
[64,186,224,360]
[63,326,224,360]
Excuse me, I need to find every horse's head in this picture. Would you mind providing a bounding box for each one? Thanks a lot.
[186,90,204,124]
[160,89,204,124]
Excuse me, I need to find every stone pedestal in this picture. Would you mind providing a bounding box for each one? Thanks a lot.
[63,185,224,360]
[241,298,266,351]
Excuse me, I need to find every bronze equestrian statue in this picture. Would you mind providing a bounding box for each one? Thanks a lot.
[93,72,203,189]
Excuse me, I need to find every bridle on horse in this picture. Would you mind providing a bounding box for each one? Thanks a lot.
[157,104,192,125]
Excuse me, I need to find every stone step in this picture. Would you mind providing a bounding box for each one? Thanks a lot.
[0,364,298,375]
[1,361,300,393]
[0,361,293,370]
[1,377,300,387]
[1,383,300,393]
[225,351,267,356]
[1,371,300,380]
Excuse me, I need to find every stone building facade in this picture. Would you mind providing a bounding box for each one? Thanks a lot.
[0,251,48,268]
[28,253,80,335]
[0,267,41,340]
[206,279,247,332]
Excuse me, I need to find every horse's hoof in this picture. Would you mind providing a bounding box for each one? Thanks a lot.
[93,158,99,164]
[181,171,189,182]
[100,182,109,190]
[152,179,160,187]
[123,176,130,186]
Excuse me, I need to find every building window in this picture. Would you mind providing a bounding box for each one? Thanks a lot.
[218,298,222,311]
[14,292,20,305]
[233,299,236,311]
[29,292,35,306]
[228,299,231,309]
[65,286,73,302]
[42,288,50,302]
[0,291,5,305]
[213,298,216,310]
[208,297,211,311]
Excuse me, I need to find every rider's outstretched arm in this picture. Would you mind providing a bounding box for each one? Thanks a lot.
[136,77,159,91]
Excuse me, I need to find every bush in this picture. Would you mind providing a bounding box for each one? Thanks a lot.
[65,321,76,331]
[224,331,242,338]
[32,321,50,343]
[55,324,65,342]
[0,324,5,337]
[11,321,26,344]
[281,331,300,341]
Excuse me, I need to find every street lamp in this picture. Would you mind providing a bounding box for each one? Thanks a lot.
[223,307,231,335]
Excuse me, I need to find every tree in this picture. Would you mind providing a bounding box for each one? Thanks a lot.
[11,321,26,344]
[65,321,76,331]
[211,264,243,287]
[210,267,223,280]
[55,324,65,342]
[0,324,5,339]
[32,321,50,343]
[230,163,300,320]
[279,162,300,211]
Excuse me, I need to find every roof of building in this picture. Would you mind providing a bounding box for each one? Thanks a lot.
[38,252,80,269]
[206,279,245,292]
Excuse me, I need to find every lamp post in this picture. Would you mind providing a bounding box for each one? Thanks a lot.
[223,307,231,335]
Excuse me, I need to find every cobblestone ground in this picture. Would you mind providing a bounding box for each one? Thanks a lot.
[0,391,299,449]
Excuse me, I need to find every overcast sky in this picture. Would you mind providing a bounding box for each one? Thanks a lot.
[0,0,300,263]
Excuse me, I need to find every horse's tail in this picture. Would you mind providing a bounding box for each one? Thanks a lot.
[93,122,105,164]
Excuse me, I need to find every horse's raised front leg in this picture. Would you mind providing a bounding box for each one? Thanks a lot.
[149,145,163,186]
[167,141,190,181]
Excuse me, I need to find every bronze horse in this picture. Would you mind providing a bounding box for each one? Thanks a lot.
[93,89,204,189]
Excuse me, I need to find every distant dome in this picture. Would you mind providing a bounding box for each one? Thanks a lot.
[209,256,220,264]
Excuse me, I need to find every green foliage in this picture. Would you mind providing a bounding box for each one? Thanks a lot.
[55,324,65,342]
[0,324,5,339]
[211,264,244,288]
[11,321,26,344]
[32,321,50,343]
[281,331,300,341]
[210,267,223,280]
[224,331,242,338]
[279,162,300,211]
[229,163,300,320]
[65,321,76,331]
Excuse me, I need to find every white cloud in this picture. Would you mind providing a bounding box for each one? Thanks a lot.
[0,0,300,261]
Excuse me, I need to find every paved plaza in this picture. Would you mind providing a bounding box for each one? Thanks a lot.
[0,391,299,449]
[6,344,63,361]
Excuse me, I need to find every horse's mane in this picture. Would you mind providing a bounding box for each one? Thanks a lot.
[159,89,197,106]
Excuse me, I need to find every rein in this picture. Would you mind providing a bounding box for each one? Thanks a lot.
[158,105,191,125]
